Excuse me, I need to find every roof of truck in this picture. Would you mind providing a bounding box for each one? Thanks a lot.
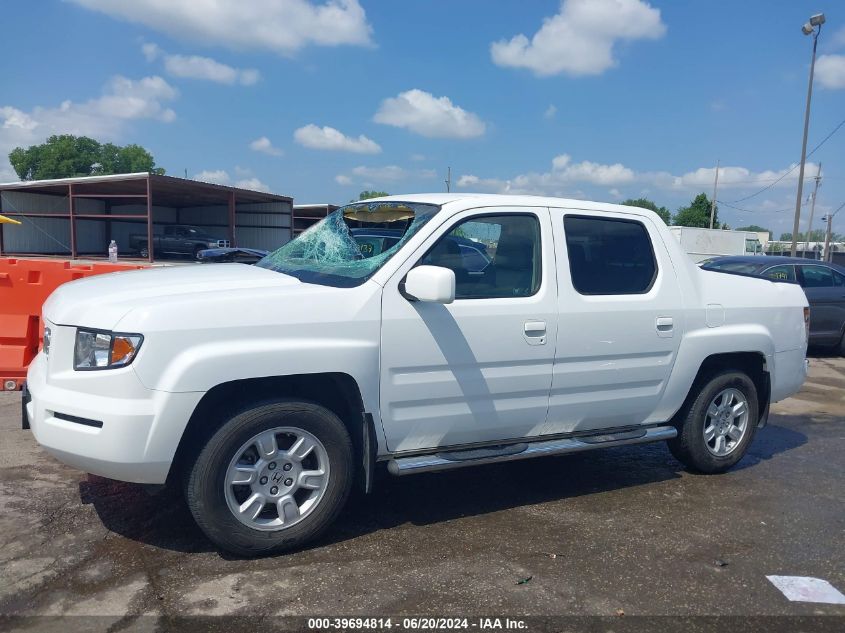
[364,193,655,215]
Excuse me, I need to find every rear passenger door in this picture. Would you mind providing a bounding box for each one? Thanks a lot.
[797,265,845,345]
[548,210,683,433]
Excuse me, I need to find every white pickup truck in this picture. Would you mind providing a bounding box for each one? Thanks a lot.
[23,194,809,556]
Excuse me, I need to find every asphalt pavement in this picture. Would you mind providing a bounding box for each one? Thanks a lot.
[1,356,843,630]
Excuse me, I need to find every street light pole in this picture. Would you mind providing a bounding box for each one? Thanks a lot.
[791,14,825,258]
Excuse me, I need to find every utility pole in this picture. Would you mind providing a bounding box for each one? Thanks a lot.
[822,201,844,262]
[823,213,833,262]
[803,162,821,256]
[791,14,825,257]
[709,159,720,229]
[445,166,451,193]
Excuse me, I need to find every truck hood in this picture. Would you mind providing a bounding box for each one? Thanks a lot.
[43,263,301,330]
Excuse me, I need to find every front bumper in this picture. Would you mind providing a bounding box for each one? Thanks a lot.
[25,353,203,484]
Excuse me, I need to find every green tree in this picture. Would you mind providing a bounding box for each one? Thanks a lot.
[673,193,721,228]
[8,135,164,180]
[620,197,670,224]
[735,225,770,233]
[356,190,389,201]
[780,230,829,242]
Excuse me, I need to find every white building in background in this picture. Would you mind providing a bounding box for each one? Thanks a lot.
[668,227,764,263]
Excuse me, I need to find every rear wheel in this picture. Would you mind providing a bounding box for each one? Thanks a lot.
[184,400,353,556]
[668,370,758,474]
[193,245,205,260]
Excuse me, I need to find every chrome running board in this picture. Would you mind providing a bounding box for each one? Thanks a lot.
[387,425,677,476]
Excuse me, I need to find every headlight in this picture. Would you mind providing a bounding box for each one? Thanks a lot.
[43,326,51,357]
[74,329,143,370]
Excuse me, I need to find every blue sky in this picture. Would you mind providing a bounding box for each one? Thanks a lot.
[1,0,844,238]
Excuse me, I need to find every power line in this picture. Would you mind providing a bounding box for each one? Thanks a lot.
[728,115,845,204]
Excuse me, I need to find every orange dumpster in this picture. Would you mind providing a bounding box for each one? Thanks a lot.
[0,257,147,390]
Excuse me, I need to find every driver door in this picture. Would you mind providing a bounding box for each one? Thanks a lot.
[379,207,558,452]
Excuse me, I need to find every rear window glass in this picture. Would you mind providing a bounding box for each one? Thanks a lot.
[564,215,656,295]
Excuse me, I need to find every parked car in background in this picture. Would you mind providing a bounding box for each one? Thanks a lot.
[25,195,809,556]
[350,228,491,273]
[198,247,269,264]
[129,225,230,260]
[702,256,845,354]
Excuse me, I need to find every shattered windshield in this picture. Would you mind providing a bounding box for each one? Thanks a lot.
[256,201,440,287]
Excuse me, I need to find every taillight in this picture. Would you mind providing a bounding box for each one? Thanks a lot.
[804,307,811,340]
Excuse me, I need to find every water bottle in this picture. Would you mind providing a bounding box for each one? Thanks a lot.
[108,240,118,263]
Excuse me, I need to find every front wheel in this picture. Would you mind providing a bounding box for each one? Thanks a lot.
[668,370,758,474]
[184,400,354,556]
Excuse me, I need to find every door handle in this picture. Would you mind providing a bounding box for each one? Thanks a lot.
[524,320,546,335]
[523,320,547,346]
[656,316,674,338]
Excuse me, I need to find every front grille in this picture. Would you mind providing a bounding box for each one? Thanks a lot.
[216,240,231,248]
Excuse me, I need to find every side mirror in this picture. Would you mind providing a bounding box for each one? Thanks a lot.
[404,265,455,304]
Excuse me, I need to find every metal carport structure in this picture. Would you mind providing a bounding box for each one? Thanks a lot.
[0,173,293,262]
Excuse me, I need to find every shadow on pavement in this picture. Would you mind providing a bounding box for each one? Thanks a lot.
[79,419,809,557]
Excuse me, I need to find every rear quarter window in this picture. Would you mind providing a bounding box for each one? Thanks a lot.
[564,215,657,295]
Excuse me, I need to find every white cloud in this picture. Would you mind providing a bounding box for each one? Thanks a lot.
[141,42,161,62]
[294,124,381,154]
[71,0,373,55]
[0,75,177,179]
[670,163,819,190]
[543,104,557,119]
[816,55,845,89]
[194,169,230,184]
[609,188,623,199]
[490,0,666,77]
[142,43,260,85]
[410,153,426,162]
[234,177,271,192]
[249,136,283,156]
[455,155,817,197]
[193,169,270,192]
[374,89,485,139]
[552,154,635,185]
[336,165,437,186]
[351,165,407,182]
[165,54,260,85]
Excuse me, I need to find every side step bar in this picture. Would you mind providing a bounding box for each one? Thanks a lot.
[387,425,677,476]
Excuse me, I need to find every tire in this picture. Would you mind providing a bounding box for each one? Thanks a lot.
[139,245,149,259]
[184,399,354,557]
[667,370,759,474]
[839,332,845,357]
[193,245,205,260]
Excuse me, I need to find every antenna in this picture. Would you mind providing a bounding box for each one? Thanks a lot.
[445,166,451,193]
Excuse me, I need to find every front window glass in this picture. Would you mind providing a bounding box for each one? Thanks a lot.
[257,201,439,287]
[421,214,540,299]
[800,265,834,288]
